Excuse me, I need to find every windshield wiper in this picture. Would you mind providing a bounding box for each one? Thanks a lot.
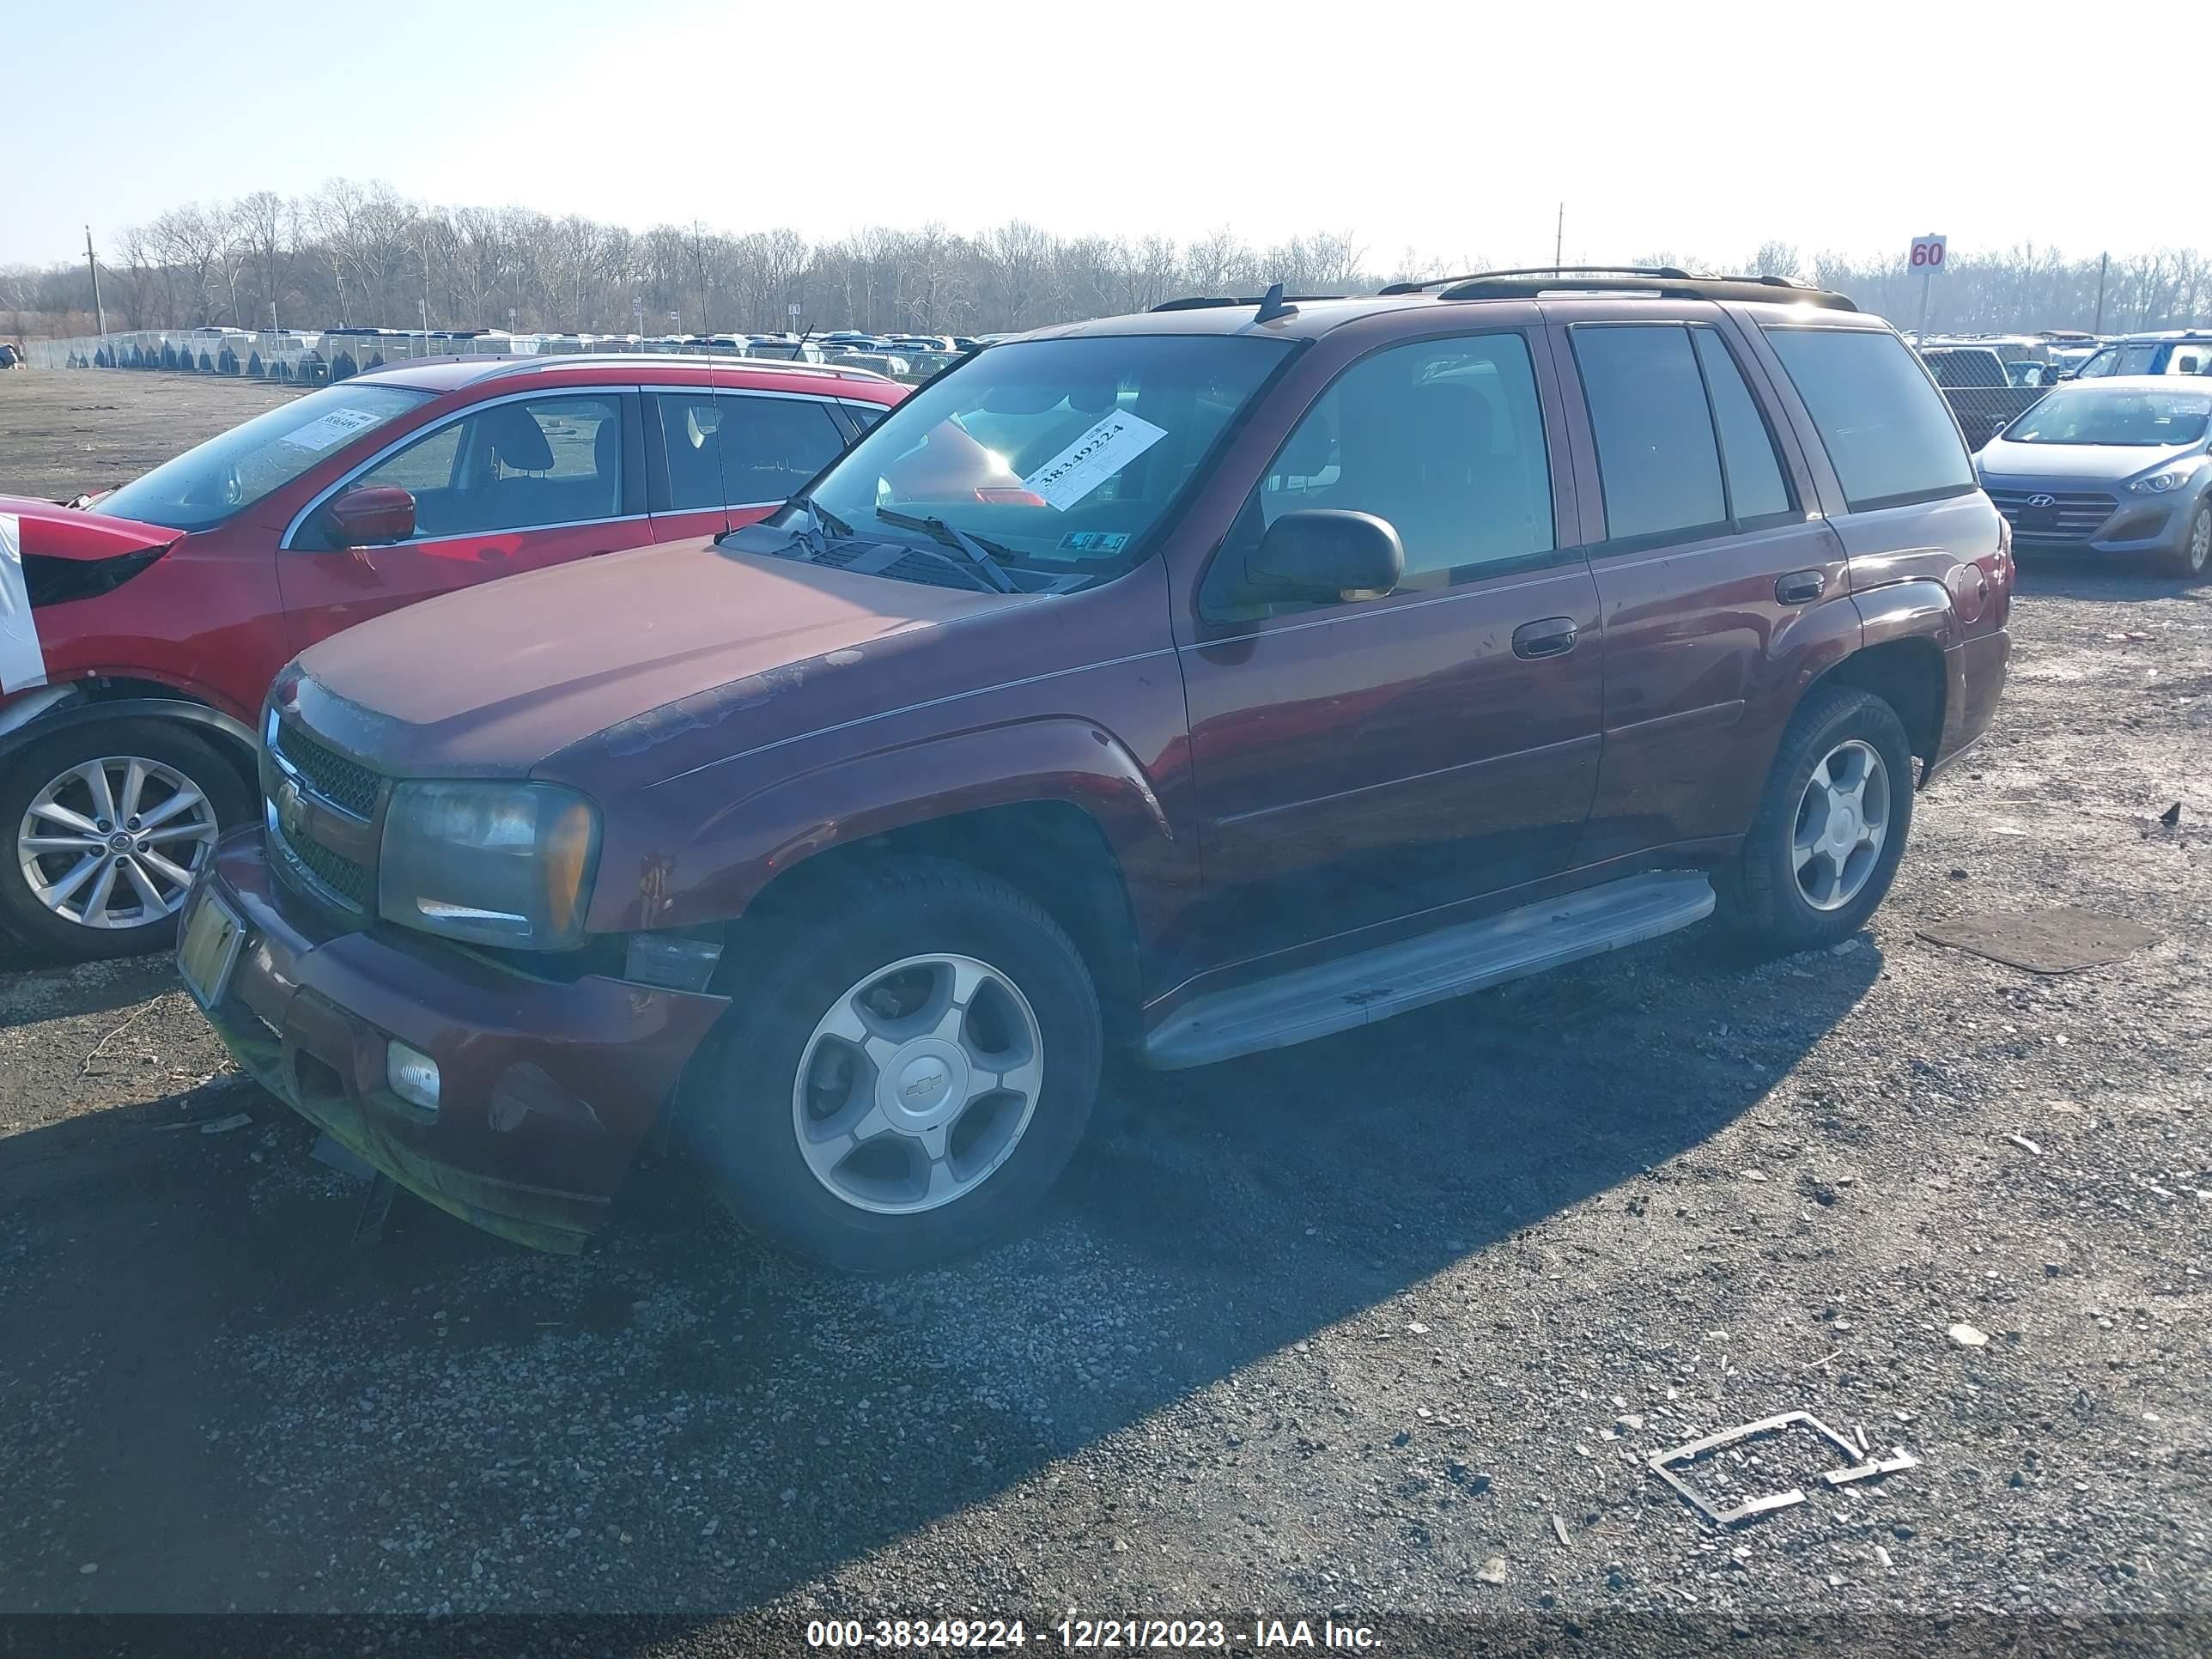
[875,508,1020,593]
[791,495,854,539]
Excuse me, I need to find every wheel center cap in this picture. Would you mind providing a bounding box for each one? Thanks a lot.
[898,1057,950,1106]
[107,831,134,853]
[879,1037,970,1129]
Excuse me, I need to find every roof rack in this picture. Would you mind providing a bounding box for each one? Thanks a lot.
[1380,265,1856,312]
[472,352,897,384]
[1379,265,1692,295]
[1150,291,1346,313]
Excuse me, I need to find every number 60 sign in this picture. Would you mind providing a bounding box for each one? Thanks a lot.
[1909,235,1948,272]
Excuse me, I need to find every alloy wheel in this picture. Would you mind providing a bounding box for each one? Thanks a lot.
[16,756,220,931]
[1791,738,1892,913]
[791,952,1045,1215]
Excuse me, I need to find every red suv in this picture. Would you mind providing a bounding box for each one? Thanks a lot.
[0,355,903,957]
[180,271,2010,1269]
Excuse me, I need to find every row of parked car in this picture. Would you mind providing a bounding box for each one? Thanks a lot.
[15,263,2196,1269]
[1918,328,2212,390]
[58,325,988,386]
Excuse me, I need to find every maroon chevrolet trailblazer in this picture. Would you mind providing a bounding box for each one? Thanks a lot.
[179,270,2009,1267]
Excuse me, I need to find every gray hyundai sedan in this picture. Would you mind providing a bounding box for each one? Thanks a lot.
[1976,376,2212,576]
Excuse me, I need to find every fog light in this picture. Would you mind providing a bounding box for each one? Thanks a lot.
[386,1041,441,1114]
[624,933,723,992]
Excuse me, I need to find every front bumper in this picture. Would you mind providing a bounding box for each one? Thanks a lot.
[187,830,728,1252]
[1989,488,2192,558]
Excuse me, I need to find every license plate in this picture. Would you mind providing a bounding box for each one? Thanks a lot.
[2020,505,2060,532]
[177,889,246,1010]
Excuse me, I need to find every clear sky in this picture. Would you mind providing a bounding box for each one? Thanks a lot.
[6,0,2181,270]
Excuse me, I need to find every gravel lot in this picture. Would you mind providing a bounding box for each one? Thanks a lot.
[1,371,2207,1651]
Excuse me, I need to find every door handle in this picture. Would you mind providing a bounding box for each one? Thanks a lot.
[1776,569,1826,606]
[1512,617,1579,659]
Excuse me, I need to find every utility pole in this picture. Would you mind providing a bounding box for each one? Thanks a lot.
[1553,203,1564,270]
[84,226,108,364]
[421,230,433,340]
[2092,252,2109,335]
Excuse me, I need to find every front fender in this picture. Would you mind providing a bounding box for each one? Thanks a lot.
[587,714,1189,941]
[0,694,258,770]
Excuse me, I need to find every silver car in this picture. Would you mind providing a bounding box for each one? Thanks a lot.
[1975,376,2212,576]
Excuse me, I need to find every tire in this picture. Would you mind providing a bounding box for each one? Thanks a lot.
[2165,501,2211,580]
[1717,684,1916,954]
[0,720,252,961]
[676,856,1103,1272]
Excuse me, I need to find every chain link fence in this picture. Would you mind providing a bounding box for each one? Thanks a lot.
[18,327,956,384]
[1940,384,2046,451]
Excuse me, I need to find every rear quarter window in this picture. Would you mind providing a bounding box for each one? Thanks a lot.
[1764,328,1975,514]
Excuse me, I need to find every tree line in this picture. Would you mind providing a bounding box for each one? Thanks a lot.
[3,182,2208,341]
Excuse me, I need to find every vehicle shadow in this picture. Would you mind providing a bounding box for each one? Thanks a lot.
[0,925,1880,1619]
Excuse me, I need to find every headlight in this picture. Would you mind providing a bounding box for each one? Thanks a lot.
[2129,465,2199,495]
[379,781,600,951]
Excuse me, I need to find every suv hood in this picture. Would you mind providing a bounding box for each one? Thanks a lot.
[0,495,180,561]
[284,540,1018,776]
[1978,438,2200,484]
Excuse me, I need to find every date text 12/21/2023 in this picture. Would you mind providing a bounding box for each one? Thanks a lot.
[804,1617,1382,1650]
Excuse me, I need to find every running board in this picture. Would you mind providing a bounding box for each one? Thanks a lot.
[1141,872,1716,1071]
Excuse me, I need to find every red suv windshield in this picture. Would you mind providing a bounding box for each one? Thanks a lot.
[98,382,432,532]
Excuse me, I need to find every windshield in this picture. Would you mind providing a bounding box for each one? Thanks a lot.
[760,334,1293,591]
[99,382,433,532]
[2002,386,2212,447]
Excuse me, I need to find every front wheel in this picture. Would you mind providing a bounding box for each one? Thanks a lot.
[2166,501,2211,580]
[1,720,250,960]
[1719,684,1916,953]
[677,857,1102,1272]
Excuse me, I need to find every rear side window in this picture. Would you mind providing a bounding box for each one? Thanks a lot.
[653,392,845,510]
[1765,328,1975,513]
[1571,325,1728,544]
[1692,330,1794,526]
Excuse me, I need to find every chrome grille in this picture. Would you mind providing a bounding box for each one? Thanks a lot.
[263,709,381,917]
[267,804,374,912]
[275,721,380,819]
[1986,488,2118,544]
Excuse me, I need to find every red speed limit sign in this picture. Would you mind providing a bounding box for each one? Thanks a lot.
[1909,234,1948,271]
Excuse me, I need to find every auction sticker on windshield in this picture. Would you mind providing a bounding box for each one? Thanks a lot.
[1022,411,1168,511]
[282,407,387,453]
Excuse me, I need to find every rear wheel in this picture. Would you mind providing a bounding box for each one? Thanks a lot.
[677,857,1102,1272]
[1,720,250,960]
[1719,684,1916,953]
[2166,501,2211,579]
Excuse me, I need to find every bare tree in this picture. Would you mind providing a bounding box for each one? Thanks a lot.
[23,178,2212,345]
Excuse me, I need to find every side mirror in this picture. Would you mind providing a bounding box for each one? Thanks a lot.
[324,485,415,547]
[2054,368,2078,382]
[1247,509,1404,603]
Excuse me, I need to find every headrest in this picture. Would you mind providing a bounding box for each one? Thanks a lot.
[482,404,554,472]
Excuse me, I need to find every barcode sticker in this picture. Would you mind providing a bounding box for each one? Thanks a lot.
[1021,412,1168,512]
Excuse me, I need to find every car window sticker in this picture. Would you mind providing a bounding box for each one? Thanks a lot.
[280,406,388,453]
[1021,411,1169,512]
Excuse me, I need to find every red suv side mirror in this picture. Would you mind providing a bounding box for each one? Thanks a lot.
[324,485,416,547]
